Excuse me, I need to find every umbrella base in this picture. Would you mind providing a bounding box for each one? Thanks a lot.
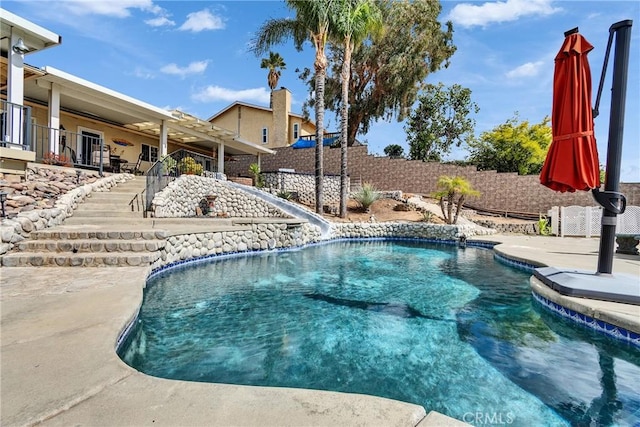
[534,266,639,305]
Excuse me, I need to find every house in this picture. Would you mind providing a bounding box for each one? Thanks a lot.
[208,87,317,150]
[1,8,273,178]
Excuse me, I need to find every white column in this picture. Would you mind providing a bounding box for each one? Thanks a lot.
[217,143,225,174]
[7,31,25,147]
[48,83,61,154]
[159,120,168,157]
[257,153,262,169]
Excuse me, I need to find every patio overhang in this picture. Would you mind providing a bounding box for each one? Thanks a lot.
[18,66,270,157]
[125,110,275,156]
[0,9,61,56]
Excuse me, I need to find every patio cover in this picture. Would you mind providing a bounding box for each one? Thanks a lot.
[22,66,273,157]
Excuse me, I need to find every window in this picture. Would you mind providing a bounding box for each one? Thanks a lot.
[293,123,299,140]
[141,143,158,162]
[262,127,268,144]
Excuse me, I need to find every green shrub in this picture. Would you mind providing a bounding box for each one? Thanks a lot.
[277,190,292,200]
[538,215,551,236]
[249,163,264,188]
[421,210,434,223]
[353,183,381,212]
[178,157,203,175]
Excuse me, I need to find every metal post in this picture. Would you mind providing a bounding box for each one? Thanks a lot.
[597,20,632,274]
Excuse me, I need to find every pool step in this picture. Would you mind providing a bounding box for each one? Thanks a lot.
[17,239,165,253]
[0,251,161,267]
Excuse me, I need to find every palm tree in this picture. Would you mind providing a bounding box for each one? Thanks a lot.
[260,51,286,108]
[333,0,382,218]
[252,0,337,214]
[432,175,480,224]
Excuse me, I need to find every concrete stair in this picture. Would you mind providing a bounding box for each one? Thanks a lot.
[1,177,168,267]
[63,177,147,224]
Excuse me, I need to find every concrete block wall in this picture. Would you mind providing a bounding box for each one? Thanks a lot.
[225,146,639,214]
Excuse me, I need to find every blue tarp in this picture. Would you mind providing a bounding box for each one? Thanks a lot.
[291,136,337,148]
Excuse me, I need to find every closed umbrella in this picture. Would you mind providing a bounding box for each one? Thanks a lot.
[540,31,601,192]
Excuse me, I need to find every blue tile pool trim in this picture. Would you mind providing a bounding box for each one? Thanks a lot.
[493,253,537,272]
[493,253,640,349]
[532,292,640,349]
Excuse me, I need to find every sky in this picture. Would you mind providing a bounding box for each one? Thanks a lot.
[4,0,639,182]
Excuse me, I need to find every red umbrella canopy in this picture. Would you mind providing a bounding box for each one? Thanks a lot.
[540,32,601,192]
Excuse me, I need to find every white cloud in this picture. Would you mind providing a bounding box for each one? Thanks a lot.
[160,60,210,78]
[132,67,155,79]
[145,16,175,27]
[192,86,270,104]
[506,61,545,79]
[179,9,225,32]
[58,0,159,17]
[448,0,562,28]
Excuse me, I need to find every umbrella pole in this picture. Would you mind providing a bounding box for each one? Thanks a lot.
[595,20,633,275]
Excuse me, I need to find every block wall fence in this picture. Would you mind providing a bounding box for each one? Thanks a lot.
[224,146,640,214]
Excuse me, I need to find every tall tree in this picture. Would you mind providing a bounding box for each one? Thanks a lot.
[260,51,286,107]
[383,144,405,158]
[467,114,552,175]
[252,0,336,214]
[406,83,479,162]
[299,0,456,146]
[333,0,383,218]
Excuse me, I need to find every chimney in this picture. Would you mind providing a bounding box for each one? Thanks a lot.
[271,87,291,147]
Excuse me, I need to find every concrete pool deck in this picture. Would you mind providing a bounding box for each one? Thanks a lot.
[1,233,639,427]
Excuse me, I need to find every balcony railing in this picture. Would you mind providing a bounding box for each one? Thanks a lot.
[1,99,108,174]
[0,99,32,150]
[145,149,218,213]
[31,124,106,173]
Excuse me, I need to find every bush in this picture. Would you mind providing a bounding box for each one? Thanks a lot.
[421,210,434,223]
[178,157,203,175]
[277,190,292,200]
[161,155,177,175]
[353,183,381,212]
[249,163,264,188]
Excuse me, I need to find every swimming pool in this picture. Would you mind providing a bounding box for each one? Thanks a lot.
[119,240,640,426]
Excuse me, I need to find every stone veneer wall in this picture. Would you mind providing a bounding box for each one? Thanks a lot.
[0,172,130,255]
[151,221,493,271]
[152,176,290,218]
[225,146,640,214]
[262,171,343,206]
[331,222,495,239]
[151,222,321,269]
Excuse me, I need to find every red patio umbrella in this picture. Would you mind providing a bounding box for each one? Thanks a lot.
[540,32,601,192]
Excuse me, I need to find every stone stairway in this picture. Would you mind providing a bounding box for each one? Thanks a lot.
[1,177,167,267]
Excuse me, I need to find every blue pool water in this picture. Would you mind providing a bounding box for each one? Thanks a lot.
[119,240,640,426]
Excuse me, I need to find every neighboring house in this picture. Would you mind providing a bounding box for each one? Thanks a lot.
[1,8,272,178]
[208,87,316,150]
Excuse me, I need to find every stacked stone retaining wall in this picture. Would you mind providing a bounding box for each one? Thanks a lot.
[151,222,321,269]
[331,222,495,240]
[262,171,343,206]
[152,176,290,218]
[224,146,640,214]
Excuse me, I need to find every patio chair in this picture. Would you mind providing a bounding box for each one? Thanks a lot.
[122,153,143,175]
[92,145,112,171]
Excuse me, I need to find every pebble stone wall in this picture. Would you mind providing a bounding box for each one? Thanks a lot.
[0,171,130,255]
[152,175,290,218]
[331,222,495,240]
[151,222,321,269]
[262,171,342,207]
